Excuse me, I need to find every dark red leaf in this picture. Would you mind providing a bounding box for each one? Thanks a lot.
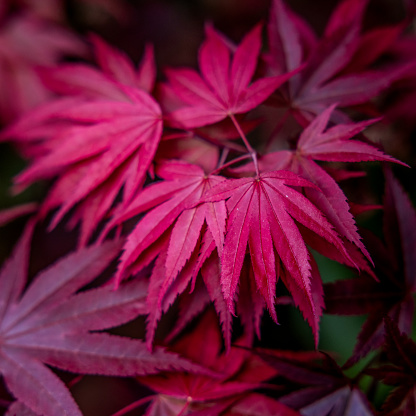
[0,237,205,416]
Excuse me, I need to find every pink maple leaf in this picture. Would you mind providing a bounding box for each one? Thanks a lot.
[239,105,406,269]
[100,160,228,346]
[6,37,162,246]
[203,170,353,346]
[166,23,297,129]
[111,160,226,284]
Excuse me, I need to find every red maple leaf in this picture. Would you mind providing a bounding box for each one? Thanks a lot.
[0,225,207,416]
[111,160,226,284]
[118,310,299,416]
[203,169,353,346]
[324,168,416,367]
[237,105,405,269]
[165,23,297,129]
[101,160,229,347]
[5,36,162,246]
[367,318,416,416]
[254,348,375,416]
[267,0,409,125]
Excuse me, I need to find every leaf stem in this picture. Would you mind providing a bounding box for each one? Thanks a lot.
[211,153,252,175]
[110,395,154,416]
[177,400,191,416]
[67,375,84,388]
[229,113,259,176]
[218,148,230,169]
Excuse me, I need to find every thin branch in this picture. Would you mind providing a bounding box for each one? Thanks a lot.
[211,154,252,175]
[229,113,259,176]
[110,395,154,416]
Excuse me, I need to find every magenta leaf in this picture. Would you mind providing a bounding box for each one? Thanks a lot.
[204,170,351,344]
[0,349,82,416]
[114,161,226,285]
[0,2,414,414]
[6,36,162,247]
[167,23,297,129]
[241,105,405,270]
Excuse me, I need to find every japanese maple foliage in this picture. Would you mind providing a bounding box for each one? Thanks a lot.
[128,310,298,416]
[368,318,416,416]
[0,0,415,415]
[0,224,209,416]
[254,348,375,416]
[5,35,162,246]
[165,23,297,130]
[266,0,410,126]
[324,167,416,367]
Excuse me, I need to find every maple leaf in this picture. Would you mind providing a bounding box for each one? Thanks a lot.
[367,318,416,416]
[0,226,208,416]
[101,160,230,347]
[124,310,299,416]
[238,105,405,270]
[255,348,375,416]
[5,36,162,246]
[111,160,226,285]
[324,168,416,367]
[41,33,156,97]
[267,0,409,125]
[147,246,266,352]
[203,169,353,346]
[166,23,297,129]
